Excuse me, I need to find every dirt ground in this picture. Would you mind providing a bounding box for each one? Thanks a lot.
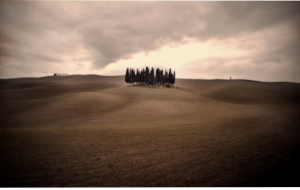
[0,75,300,187]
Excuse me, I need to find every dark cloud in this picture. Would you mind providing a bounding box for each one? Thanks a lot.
[0,2,300,81]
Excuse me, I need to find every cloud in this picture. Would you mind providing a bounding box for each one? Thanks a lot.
[0,2,299,82]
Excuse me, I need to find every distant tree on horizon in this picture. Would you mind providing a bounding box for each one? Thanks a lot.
[131,69,135,84]
[125,68,130,84]
[173,71,175,85]
[160,70,164,85]
[156,68,160,86]
[164,70,168,84]
[145,67,150,86]
[141,69,145,85]
[168,68,173,85]
[150,67,154,86]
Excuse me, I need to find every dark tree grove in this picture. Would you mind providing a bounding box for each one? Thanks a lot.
[54,73,68,76]
[125,67,176,87]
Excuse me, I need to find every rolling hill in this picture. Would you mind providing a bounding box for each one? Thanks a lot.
[0,75,300,187]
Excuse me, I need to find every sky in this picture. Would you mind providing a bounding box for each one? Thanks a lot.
[0,1,300,82]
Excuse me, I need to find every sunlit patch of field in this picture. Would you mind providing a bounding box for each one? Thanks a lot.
[0,75,300,187]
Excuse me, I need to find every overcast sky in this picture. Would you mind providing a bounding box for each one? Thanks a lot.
[0,1,300,82]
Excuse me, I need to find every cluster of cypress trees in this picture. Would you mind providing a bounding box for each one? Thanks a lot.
[54,73,68,76]
[125,67,175,87]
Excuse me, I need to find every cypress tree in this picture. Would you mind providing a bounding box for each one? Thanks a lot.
[136,69,140,85]
[150,67,154,86]
[160,70,164,86]
[141,69,145,85]
[125,68,129,84]
[156,68,160,86]
[169,68,172,84]
[165,70,168,84]
[173,71,176,85]
[145,67,149,86]
[129,68,131,84]
[130,68,134,84]
[132,69,136,85]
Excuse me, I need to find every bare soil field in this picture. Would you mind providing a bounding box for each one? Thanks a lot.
[1,75,300,187]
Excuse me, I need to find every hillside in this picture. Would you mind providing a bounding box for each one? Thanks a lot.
[1,75,300,187]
